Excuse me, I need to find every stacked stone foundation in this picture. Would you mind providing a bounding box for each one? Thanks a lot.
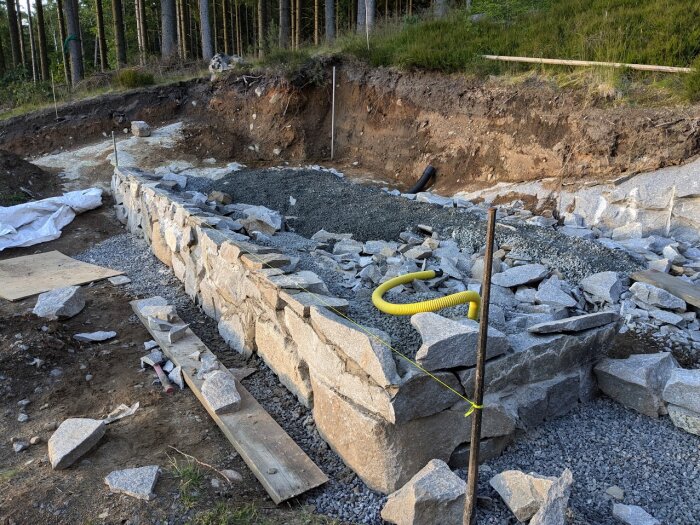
[113,167,616,493]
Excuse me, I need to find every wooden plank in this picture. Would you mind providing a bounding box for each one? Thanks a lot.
[481,55,693,74]
[0,250,124,301]
[130,298,328,504]
[631,270,700,309]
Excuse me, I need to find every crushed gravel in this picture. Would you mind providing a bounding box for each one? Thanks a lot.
[189,167,642,284]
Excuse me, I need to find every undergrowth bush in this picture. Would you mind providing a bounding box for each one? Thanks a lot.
[113,68,155,89]
[685,56,700,102]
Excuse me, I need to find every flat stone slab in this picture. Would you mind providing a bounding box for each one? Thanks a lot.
[381,459,465,525]
[595,352,678,417]
[630,282,686,311]
[108,275,132,285]
[239,205,283,234]
[105,465,160,500]
[201,370,242,414]
[580,271,625,303]
[33,286,85,320]
[528,311,619,334]
[269,271,329,294]
[662,368,700,412]
[48,418,106,469]
[535,282,577,308]
[412,312,508,371]
[491,264,549,288]
[73,331,117,342]
[489,470,556,522]
[280,291,349,318]
[612,503,660,525]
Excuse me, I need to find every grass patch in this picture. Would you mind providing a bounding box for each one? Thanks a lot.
[170,457,204,509]
[685,56,700,102]
[190,502,341,525]
[0,468,21,484]
[113,68,155,89]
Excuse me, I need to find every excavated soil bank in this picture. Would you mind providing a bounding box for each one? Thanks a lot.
[2,61,699,199]
[0,150,62,205]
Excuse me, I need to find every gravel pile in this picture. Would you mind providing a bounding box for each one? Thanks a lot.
[189,167,641,284]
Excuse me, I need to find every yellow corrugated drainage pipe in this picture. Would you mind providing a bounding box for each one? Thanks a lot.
[372,270,481,320]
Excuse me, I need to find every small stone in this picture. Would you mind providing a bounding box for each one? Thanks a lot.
[201,370,241,414]
[491,264,549,288]
[530,468,573,525]
[580,271,626,303]
[105,465,160,500]
[415,192,453,207]
[108,275,131,286]
[211,477,221,489]
[606,485,625,500]
[13,440,29,453]
[73,331,117,343]
[48,418,106,469]
[239,205,283,235]
[630,282,686,311]
[612,504,660,525]
[528,311,619,334]
[130,120,151,137]
[662,368,700,413]
[17,413,29,422]
[647,259,671,273]
[535,282,577,308]
[33,286,85,320]
[141,305,178,322]
[403,246,432,260]
[162,172,187,190]
[85,374,93,382]
[221,469,243,482]
[667,404,700,436]
[30,436,41,445]
[611,222,643,240]
[167,324,189,343]
[489,470,555,522]
[381,459,465,525]
[208,190,233,205]
[267,467,278,474]
[168,365,184,390]
[333,238,364,255]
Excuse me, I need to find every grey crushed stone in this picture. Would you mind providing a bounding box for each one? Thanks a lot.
[75,233,699,525]
[188,168,641,284]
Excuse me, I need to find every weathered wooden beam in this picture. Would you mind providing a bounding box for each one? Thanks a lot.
[481,55,693,74]
[131,298,328,504]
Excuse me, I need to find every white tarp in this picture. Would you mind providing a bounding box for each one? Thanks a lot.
[0,188,103,251]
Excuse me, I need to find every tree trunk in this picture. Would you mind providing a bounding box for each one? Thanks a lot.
[212,0,217,52]
[234,0,241,55]
[135,0,147,64]
[199,0,213,60]
[0,26,5,74]
[112,0,127,66]
[62,0,83,85]
[366,0,375,29]
[35,0,50,79]
[278,0,289,48]
[5,0,22,66]
[94,0,108,70]
[56,0,69,82]
[356,0,364,33]
[222,0,229,54]
[161,0,177,57]
[324,0,334,42]
[313,0,318,45]
[26,0,38,82]
[434,0,447,18]
[16,0,26,68]
[256,0,265,57]
[294,0,300,48]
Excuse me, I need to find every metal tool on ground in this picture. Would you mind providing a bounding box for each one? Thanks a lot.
[464,206,497,524]
[141,350,175,394]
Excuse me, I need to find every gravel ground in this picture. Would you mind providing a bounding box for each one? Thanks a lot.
[75,233,700,525]
[188,168,642,284]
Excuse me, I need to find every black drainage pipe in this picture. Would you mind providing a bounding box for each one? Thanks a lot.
[407,165,436,194]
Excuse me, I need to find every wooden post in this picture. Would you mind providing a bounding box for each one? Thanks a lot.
[112,131,119,167]
[463,206,496,524]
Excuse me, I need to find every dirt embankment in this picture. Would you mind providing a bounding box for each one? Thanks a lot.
[2,62,700,194]
[0,80,209,157]
[177,63,700,193]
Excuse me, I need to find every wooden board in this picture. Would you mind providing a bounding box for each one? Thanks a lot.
[0,250,124,301]
[130,298,328,504]
[631,270,700,309]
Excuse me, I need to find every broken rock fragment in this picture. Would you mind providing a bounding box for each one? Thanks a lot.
[201,370,241,414]
[489,470,556,522]
[491,263,549,288]
[528,311,619,334]
[630,282,686,311]
[529,468,573,525]
[239,205,282,235]
[381,459,465,525]
[105,465,160,500]
[580,271,625,303]
[73,331,117,342]
[33,286,85,320]
[612,504,660,525]
[130,120,151,137]
[48,417,106,469]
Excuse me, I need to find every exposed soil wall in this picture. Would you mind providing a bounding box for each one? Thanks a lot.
[3,62,700,195]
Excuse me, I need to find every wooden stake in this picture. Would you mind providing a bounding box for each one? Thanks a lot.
[50,71,58,119]
[112,131,119,167]
[481,54,693,74]
[331,66,336,160]
[463,206,497,524]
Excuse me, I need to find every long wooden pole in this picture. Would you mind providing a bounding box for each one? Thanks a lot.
[481,54,693,74]
[463,206,496,525]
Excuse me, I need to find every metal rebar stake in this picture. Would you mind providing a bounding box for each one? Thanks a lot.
[463,206,497,524]
[331,66,336,160]
[112,131,119,167]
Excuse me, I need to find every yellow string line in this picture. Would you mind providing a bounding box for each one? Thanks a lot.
[241,244,484,417]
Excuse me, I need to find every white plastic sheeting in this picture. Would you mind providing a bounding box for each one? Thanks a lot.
[0,188,103,251]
